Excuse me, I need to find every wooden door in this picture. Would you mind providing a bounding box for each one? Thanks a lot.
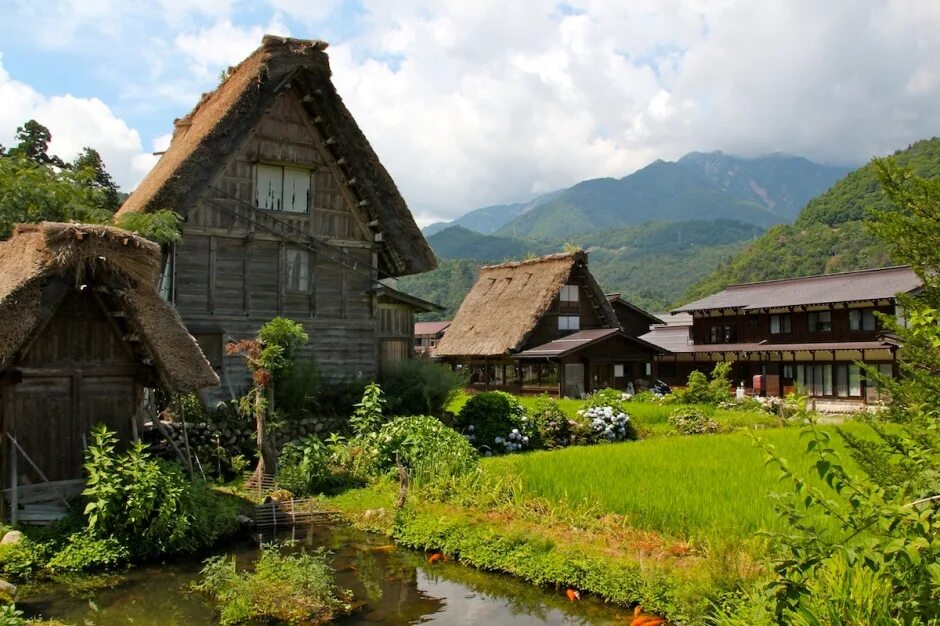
[11,375,79,482]
[82,376,137,450]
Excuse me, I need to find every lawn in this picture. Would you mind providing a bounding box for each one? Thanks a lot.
[482,424,868,540]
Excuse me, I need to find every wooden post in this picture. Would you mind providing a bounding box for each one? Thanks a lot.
[277,242,285,315]
[341,249,349,319]
[208,236,217,314]
[10,444,17,525]
[243,239,252,316]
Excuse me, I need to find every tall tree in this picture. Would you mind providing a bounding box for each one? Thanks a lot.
[8,119,64,167]
[72,147,120,210]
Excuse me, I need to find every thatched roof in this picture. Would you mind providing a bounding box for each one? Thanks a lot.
[435,251,619,358]
[117,35,435,278]
[0,222,219,393]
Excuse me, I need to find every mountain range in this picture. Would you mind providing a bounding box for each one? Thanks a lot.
[400,150,867,320]
[424,152,850,239]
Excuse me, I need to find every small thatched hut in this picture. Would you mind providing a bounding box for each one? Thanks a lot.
[0,222,218,521]
[117,35,438,400]
[435,251,662,397]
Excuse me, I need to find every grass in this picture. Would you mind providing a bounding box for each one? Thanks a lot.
[482,424,867,541]
[447,390,781,438]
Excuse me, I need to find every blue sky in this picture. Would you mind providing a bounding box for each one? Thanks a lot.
[2,1,939,224]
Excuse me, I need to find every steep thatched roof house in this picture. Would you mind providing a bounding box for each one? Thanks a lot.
[0,222,218,521]
[117,35,437,398]
[435,251,662,397]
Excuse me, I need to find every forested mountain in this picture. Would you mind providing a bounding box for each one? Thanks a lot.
[682,138,940,303]
[400,219,763,319]
[425,152,848,239]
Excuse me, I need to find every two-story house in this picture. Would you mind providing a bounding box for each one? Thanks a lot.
[641,266,922,407]
[434,251,663,397]
[117,36,438,399]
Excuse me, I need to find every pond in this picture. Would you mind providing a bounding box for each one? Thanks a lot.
[19,524,629,625]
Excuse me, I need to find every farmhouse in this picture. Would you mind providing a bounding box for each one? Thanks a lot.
[434,251,662,397]
[117,35,437,398]
[0,222,218,522]
[642,266,922,408]
[414,320,451,357]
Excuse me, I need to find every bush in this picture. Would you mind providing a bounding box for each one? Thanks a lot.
[668,409,720,435]
[579,388,638,442]
[525,395,574,449]
[47,534,129,573]
[0,538,50,581]
[371,415,477,478]
[456,391,534,455]
[382,359,465,417]
[82,425,240,560]
[670,363,733,405]
[276,435,361,496]
[194,546,352,625]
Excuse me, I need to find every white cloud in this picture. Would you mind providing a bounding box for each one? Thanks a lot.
[174,18,291,80]
[0,55,154,190]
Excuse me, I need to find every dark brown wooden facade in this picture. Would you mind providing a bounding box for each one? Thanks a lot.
[642,266,921,407]
[118,38,437,400]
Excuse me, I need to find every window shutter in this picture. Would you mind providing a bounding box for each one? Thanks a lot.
[256,164,283,211]
[283,167,311,213]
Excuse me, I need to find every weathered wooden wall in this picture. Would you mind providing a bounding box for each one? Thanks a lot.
[168,89,392,398]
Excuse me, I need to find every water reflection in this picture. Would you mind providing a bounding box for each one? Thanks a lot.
[20,524,623,625]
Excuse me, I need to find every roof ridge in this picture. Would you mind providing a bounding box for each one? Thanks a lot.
[480,250,583,270]
[725,264,912,290]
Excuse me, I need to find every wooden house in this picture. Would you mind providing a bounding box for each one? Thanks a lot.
[641,266,922,408]
[116,36,437,399]
[434,251,662,397]
[414,320,451,357]
[0,222,218,522]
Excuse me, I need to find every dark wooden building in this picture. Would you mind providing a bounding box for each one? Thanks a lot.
[434,251,662,397]
[116,36,437,400]
[0,222,218,522]
[641,266,922,408]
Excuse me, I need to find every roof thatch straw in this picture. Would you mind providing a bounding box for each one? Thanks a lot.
[0,222,218,392]
[117,34,435,278]
[435,250,619,358]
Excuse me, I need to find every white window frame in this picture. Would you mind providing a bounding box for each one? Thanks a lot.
[558,315,580,331]
[285,248,310,292]
[255,164,311,214]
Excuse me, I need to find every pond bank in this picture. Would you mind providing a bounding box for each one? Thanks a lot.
[16,523,628,625]
[323,484,721,624]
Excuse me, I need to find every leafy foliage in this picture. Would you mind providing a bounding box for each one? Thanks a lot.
[46,535,129,573]
[370,415,478,478]
[114,209,183,245]
[668,363,733,405]
[668,408,720,435]
[524,395,575,449]
[349,382,386,436]
[456,391,529,455]
[194,546,351,625]
[380,359,466,417]
[81,425,239,560]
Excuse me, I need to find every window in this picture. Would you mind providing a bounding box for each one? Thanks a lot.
[849,309,877,331]
[770,314,792,334]
[560,285,579,302]
[709,324,736,343]
[614,364,625,377]
[558,316,580,331]
[808,311,832,333]
[256,164,311,213]
[783,364,795,380]
[285,248,309,292]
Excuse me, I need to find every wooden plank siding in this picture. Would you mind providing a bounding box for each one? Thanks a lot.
[166,89,401,397]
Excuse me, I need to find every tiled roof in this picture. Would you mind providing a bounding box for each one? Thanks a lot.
[414,321,451,336]
[674,266,921,313]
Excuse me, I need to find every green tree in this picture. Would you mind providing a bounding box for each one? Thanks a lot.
[8,119,64,167]
[71,146,119,209]
[226,318,309,479]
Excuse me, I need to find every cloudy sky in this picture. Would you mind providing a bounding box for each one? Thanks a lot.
[1,1,939,225]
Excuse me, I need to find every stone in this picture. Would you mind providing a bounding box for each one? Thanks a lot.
[314,422,324,432]
[0,531,23,546]
[0,579,16,603]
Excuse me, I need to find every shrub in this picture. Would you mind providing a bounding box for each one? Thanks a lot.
[349,382,385,436]
[456,391,533,455]
[46,534,129,573]
[276,435,361,496]
[670,363,733,405]
[82,425,240,559]
[382,359,465,417]
[525,395,574,449]
[668,409,720,435]
[580,405,635,442]
[579,388,638,442]
[371,415,477,478]
[0,605,24,626]
[0,538,50,581]
[194,546,352,625]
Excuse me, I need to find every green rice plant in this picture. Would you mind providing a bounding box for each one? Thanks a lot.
[483,425,868,541]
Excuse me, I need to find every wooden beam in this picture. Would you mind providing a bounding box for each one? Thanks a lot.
[277,242,285,316]
[341,249,349,319]
[208,236,217,314]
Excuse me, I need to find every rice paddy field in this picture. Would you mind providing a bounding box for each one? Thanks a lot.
[482,424,868,541]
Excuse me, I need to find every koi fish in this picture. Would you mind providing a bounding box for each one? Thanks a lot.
[566,588,580,602]
[630,605,666,626]
[427,552,443,564]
